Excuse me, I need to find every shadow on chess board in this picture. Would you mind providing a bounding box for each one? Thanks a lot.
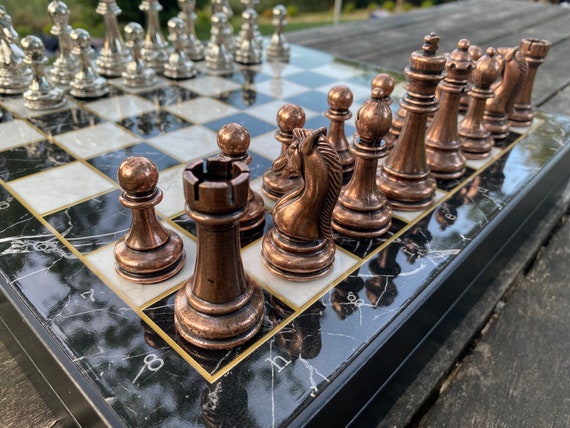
[1,45,570,426]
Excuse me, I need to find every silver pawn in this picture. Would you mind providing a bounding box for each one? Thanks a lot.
[47,0,80,90]
[21,35,66,110]
[177,0,205,61]
[164,17,197,80]
[211,0,236,54]
[240,0,263,49]
[205,12,234,75]
[0,5,32,94]
[95,0,131,77]
[139,0,169,74]
[70,29,109,99]
[122,22,157,88]
[267,5,290,63]
[235,9,262,65]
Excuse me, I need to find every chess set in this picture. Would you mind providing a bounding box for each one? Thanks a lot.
[1,1,570,427]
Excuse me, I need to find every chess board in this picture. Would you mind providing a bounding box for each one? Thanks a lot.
[1,44,569,427]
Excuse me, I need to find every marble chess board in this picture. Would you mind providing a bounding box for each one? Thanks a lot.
[1,45,569,427]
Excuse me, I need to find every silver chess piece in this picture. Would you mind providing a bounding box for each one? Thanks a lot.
[164,17,197,80]
[235,8,262,65]
[211,0,236,54]
[267,5,290,62]
[177,0,205,61]
[139,0,169,74]
[95,0,131,77]
[0,5,32,94]
[47,0,80,90]
[205,12,234,75]
[21,35,66,110]
[122,22,157,88]
[240,0,263,49]
[70,29,109,99]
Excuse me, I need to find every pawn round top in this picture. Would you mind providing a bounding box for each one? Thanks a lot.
[371,73,395,97]
[211,12,228,26]
[168,16,185,34]
[472,47,501,89]
[328,85,353,111]
[21,35,45,60]
[48,0,71,22]
[71,28,92,49]
[124,22,144,42]
[273,4,287,18]
[445,38,474,80]
[468,44,483,62]
[355,87,392,142]
[277,104,306,131]
[118,156,159,195]
[178,0,196,10]
[217,123,251,156]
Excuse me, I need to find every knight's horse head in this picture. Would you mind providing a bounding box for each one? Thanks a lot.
[272,126,327,178]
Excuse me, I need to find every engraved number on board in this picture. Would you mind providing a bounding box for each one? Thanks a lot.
[265,355,291,373]
[132,354,165,385]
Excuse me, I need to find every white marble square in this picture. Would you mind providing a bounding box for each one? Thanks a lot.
[392,189,447,223]
[254,79,308,99]
[242,241,359,309]
[86,226,196,307]
[0,97,73,118]
[165,97,239,124]
[9,162,116,215]
[55,122,140,158]
[250,130,281,160]
[148,125,218,162]
[312,63,364,80]
[156,164,186,218]
[87,94,156,122]
[0,119,45,150]
[465,147,502,170]
[109,77,169,94]
[179,75,241,97]
[250,176,275,211]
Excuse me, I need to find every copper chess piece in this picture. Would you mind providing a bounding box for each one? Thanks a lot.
[459,47,501,159]
[371,73,395,106]
[262,103,306,201]
[459,44,482,113]
[378,33,447,211]
[217,123,265,232]
[509,38,551,127]
[332,87,393,238]
[175,157,264,350]
[262,127,343,281]
[426,39,474,180]
[327,85,355,183]
[484,47,528,140]
[114,156,185,284]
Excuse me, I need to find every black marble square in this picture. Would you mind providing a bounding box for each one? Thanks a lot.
[88,142,180,181]
[304,115,356,138]
[44,189,128,254]
[0,140,75,181]
[287,71,338,89]
[137,85,199,107]
[285,90,330,114]
[0,104,14,122]
[118,110,192,138]
[436,167,477,192]
[28,107,103,136]
[204,112,274,138]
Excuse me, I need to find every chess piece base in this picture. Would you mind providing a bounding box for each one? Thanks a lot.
[174,276,264,350]
[379,167,436,211]
[262,228,335,281]
[70,76,109,99]
[114,232,185,284]
[332,203,392,239]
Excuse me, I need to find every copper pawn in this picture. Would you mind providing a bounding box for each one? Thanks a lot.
[426,39,474,180]
[459,44,482,113]
[114,156,185,283]
[459,47,501,159]
[217,123,265,232]
[332,87,393,238]
[378,33,447,211]
[326,85,355,183]
[371,73,395,106]
[175,157,264,350]
[509,38,551,127]
[262,127,342,281]
[484,46,528,140]
[262,103,306,201]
